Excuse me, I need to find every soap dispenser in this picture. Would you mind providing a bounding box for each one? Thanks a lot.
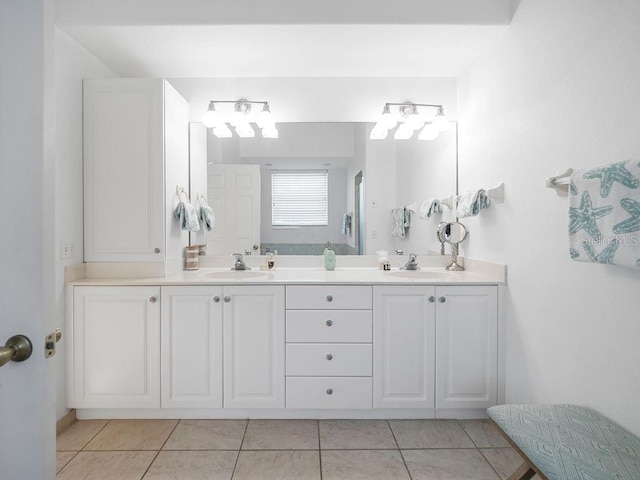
[323,242,336,271]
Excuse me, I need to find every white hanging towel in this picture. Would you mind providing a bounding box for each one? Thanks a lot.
[391,208,409,238]
[569,159,640,269]
[198,194,216,232]
[456,190,490,218]
[419,198,443,219]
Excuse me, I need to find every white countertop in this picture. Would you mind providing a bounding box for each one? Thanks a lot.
[67,266,504,286]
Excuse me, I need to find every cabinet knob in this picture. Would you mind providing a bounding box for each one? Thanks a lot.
[149,296,157,303]
[213,296,221,303]
[326,353,333,361]
[325,320,333,327]
[154,248,161,254]
[326,295,333,302]
[428,296,435,303]
[326,388,333,395]
[438,296,446,303]
[223,296,231,303]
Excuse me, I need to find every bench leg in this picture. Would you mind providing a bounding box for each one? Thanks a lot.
[507,461,536,480]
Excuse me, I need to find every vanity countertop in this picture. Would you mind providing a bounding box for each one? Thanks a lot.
[67,265,505,286]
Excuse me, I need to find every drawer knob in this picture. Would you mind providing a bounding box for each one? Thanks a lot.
[326,295,333,302]
[326,353,333,360]
[326,320,333,327]
[438,296,446,303]
[149,296,157,303]
[326,388,333,395]
[224,296,231,303]
[213,296,221,303]
[428,296,435,303]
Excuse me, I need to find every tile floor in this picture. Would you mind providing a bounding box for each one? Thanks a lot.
[56,418,541,479]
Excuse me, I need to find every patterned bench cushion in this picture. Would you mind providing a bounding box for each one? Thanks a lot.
[488,404,640,480]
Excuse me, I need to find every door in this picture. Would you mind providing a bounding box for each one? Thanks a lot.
[373,286,436,409]
[161,286,223,408]
[435,285,498,410]
[207,165,261,254]
[0,0,56,477]
[223,285,285,408]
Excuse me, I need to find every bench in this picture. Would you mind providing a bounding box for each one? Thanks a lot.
[488,404,640,480]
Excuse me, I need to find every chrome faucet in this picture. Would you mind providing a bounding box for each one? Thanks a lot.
[400,253,419,270]
[231,253,250,270]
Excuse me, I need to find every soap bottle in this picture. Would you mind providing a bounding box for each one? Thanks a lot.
[323,242,336,271]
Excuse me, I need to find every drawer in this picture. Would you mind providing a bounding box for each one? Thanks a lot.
[286,285,372,310]
[286,377,372,409]
[286,310,372,343]
[286,344,372,376]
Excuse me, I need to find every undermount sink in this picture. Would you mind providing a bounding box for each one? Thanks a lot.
[386,270,452,280]
[203,270,269,279]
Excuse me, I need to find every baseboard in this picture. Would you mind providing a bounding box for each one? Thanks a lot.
[57,409,76,435]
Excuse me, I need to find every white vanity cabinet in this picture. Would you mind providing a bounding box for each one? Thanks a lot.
[70,286,161,409]
[223,285,285,409]
[285,285,373,409]
[373,285,498,414]
[83,78,189,265]
[160,286,223,408]
[435,285,498,412]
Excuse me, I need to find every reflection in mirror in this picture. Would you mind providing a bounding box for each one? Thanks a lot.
[438,221,468,271]
[190,122,458,255]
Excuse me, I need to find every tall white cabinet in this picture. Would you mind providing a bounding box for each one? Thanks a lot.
[83,78,189,265]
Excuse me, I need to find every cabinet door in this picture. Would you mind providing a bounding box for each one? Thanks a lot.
[435,285,498,410]
[373,286,436,408]
[72,286,160,408]
[83,78,165,262]
[223,286,285,408]
[161,286,223,408]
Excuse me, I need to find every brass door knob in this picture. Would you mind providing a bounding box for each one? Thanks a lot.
[0,335,33,368]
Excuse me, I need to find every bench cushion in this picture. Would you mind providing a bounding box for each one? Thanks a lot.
[488,404,640,480]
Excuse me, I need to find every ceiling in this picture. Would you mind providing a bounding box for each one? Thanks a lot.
[55,0,518,120]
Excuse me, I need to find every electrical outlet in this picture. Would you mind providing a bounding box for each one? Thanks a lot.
[60,240,76,259]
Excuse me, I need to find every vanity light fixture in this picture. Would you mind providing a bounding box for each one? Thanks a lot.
[202,99,278,139]
[372,102,449,140]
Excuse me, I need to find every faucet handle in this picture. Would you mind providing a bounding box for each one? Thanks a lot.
[409,253,417,260]
[232,253,243,261]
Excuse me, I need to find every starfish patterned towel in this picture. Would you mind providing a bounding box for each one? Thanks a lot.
[569,159,640,269]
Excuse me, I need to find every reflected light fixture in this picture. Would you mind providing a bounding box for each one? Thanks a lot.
[201,98,278,139]
[371,102,449,140]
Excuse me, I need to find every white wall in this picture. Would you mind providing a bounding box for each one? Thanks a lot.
[54,28,117,419]
[458,0,640,433]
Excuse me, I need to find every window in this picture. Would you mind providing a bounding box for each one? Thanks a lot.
[271,170,328,226]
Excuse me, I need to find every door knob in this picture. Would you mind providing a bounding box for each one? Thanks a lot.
[438,296,446,303]
[0,335,33,368]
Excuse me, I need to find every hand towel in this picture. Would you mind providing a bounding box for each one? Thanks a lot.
[174,201,201,232]
[456,190,490,218]
[391,207,409,238]
[419,199,443,219]
[341,212,352,235]
[198,195,216,231]
[569,159,640,268]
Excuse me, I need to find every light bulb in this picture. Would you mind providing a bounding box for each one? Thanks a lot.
[379,104,397,129]
[202,101,223,128]
[370,124,388,140]
[418,123,439,141]
[235,122,255,138]
[256,103,275,129]
[406,106,425,131]
[262,126,278,139]
[394,123,414,140]
[229,100,251,126]
[433,106,449,131]
[212,124,232,138]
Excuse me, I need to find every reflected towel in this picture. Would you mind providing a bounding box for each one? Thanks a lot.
[419,199,443,219]
[197,195,216,231]
[569,159,640,269]
[391,208,409,238]
[456,190,490,218]
[341,212,352,235]
[174,202,200,232]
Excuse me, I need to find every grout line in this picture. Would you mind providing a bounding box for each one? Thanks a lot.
[388,420,414,480]
[456,419,480,448]
[229,419,250,479]
[139,419,181,479]
[478,448,507,480]
[55,451,81,476]
[318,420,323,480]
[76,419,111,452]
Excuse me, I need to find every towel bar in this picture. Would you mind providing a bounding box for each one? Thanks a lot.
[545,168,573,196]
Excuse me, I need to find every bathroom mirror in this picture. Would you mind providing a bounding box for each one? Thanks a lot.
[191,121,458,255]
[438,221,468,245]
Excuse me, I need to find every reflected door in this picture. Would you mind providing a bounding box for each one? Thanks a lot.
[355,170,364,255]
[207,165,261,254]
